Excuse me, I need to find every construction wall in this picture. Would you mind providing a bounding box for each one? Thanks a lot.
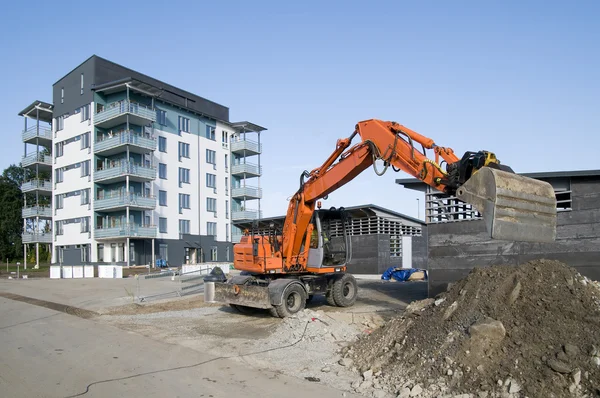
[427,177,600,296]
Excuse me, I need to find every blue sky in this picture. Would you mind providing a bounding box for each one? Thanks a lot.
[1,0,598,219]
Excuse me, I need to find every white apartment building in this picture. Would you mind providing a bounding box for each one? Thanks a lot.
[19,55,265,267]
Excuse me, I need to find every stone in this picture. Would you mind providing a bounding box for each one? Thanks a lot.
[469,317,506,343]
[409,384,422,396]
[476,365,484,372]
[351,380,360,389]
[573,369,582,386]
[497,380,503,387]
[592,356,600,366]
[547,359,572,374]
[339,358,354,367]
[374,390,387,398]
[321,366,331,373]
[478,392,489,398]
[359,380,373,391]
[447,369,453,376]
[434,298,446,306]
[398,387,411,398]
[507,280,522,305]
[405,298,435,314]
[508,380,522,394]
[556,351,569,362]
[442,301,458,320]
[363,369,374,380]
[564,343,580,357]
[569,383,577,393]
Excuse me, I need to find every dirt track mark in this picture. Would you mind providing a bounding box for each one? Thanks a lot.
[0,292,98,319]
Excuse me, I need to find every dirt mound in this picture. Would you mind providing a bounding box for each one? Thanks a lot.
[346,260,600,398]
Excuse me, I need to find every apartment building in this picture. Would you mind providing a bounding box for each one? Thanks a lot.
[18,55,265,267]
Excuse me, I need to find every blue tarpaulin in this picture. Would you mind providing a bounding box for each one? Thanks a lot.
[381,267,428,282]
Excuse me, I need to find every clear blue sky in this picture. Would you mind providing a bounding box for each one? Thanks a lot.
[2,0,598,219]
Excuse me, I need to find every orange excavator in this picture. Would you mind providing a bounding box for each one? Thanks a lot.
[213,119,557,317]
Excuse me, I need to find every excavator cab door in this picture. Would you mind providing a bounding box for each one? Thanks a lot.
[306,208,350,268]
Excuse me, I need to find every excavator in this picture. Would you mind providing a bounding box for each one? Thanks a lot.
[213,119,557,317]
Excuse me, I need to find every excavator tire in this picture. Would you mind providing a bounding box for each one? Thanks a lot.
[274,283,307,318]
[326,291,336,306]
[332,274,358,307]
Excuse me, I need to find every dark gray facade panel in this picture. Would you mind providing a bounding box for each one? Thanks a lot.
[153,234,232,267]
[52,58,95,117]
[411,228,428,270]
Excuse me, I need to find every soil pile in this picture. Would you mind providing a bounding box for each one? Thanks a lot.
[346,260,600,398]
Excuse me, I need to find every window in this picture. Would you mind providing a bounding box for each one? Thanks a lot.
[225,177,228,195]
[206,149,216,165]
[55,142,64,158]
[159,244,168,261]
[226,223,229,241]
[226,246,230,261]
[211,246,218,261]
[81,189,89,205]
[159,217,168,233]
[159,163,167,179]
[81,132,90,149]
[158,136,167,152]
[179,219,190,234]
[178,116,190,133]
[206,173,216,188]
[145,214,151,226]
[80,104,90,122]
[205,125,215,140]
[179,167,190,187]
[207,197,217,212]
[56,115,64,131]
[178,142,190,159]
[159,190,167,206]
[222,130,228,143]
[61,87,64,104]
[225,154,228,172]
[80,74,84,95]
[156,109,167,126]
[179,194,190,212]
[226,200,229,219]
[81,160,90,177]
[207,222,217,236]
[55,194,64,209]
[97,243,104,262]
[55,168,63,183]
[81,217,90,233]
[55,221,63,236]
[129,242,135,263]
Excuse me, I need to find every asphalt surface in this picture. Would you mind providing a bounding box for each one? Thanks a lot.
[0,294,359,398]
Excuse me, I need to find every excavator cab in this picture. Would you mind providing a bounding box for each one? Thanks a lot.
[307,208,351,269]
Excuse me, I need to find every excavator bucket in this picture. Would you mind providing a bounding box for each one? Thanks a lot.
[456,167,557,243]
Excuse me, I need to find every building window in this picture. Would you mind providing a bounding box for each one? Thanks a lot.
[206,149,216,166]
[129,242,135,263]
[156,109,167,126]
[207,222,217,236]
[55,168,63,183]
[179,219,190,234]
[179,167,190,187]
[80,217,90,233]
[207,197,217,213]
[81,189,89,205]
[179,194,190,212]
[178,116,190,133]
[226,246,230,261]
[145,214,151,226]
[206,173,216,188]
[159,217,168,233]
[81,132,90,149]
[80,74,84,95]
[159,190,167,206]
[61,87,64,104]
[159,243,168,261]
[56,115,64,131]
[55,194,64,209]
[80,104,90,122]
[158,136,167,152]
[55,142,64,158]
[222,130,228,144]
[226,223,229,241]
[211,246,218,262]
[205,125,215,141]
[225,177,228,196]
[81,160,90,177]
[159,163,167,179]
[225,154,228,172]
[226,200,229,219]
[97,244,104,262]
[178,142,190,159]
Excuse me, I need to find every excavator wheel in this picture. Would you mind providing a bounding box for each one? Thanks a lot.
[332,274,358,307]
[274,283,307,318]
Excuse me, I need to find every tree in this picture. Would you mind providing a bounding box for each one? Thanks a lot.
[2,164,28,187]
[0,176,23,261]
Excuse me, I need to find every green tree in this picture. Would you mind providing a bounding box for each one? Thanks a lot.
[0,176,23,261]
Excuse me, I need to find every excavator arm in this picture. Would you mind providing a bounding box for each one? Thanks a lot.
[280,119,557,270]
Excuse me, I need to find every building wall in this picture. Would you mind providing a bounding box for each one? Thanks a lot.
[426,177,600,296]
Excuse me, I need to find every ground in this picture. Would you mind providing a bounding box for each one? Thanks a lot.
[0,275,427,397]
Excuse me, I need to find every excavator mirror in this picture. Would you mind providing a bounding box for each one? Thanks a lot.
[317,201,322,209]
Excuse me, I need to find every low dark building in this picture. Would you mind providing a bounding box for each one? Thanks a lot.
[235,204,427,274]
[397,170,600,296]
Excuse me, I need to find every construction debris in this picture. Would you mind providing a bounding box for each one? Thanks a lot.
[346,260,600,397]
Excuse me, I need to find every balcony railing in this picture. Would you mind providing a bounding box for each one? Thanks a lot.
[232,210,263,221]
[95,194,156,211]
[231,139,262,154]
[21,179,52,193]
[95,224,157,239]
[22,232,52,243]
[94,100,156,126]
[22,205,52,218]
[22,152,52,168]
[22,126,52,142]
[231,163,262,176]
[95,130,156,154]
[231,186,263,199]
[94,162,156,182]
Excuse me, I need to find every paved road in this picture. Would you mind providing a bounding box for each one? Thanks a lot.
[0,296,357,398]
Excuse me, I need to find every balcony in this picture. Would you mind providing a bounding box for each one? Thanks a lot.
[22,152,52,171]
[231,139,262,155]
[21,179,52,194]
[22,232,52,244]
[232,209,263,221]
[22,125,52,146]
[95,131,156,156]
[94,162,156,184]
[94,100,156,129]
[231,186,263,199]
[95,194,156,212]
[232,233,243,243]
[95,224,157,240]
[231,162,262,177]
[22,205,52,219]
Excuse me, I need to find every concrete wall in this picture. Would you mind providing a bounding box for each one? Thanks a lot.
[427,177,600,296]
[347,234,424,274]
